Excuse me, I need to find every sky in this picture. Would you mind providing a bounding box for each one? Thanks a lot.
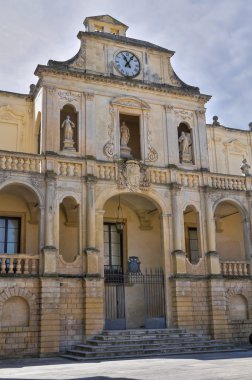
[0,0,251,130]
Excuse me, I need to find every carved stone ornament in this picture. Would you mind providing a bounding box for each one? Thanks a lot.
[69,42,86,69]
[0,172,10,183]
[147,130,158,162]
[58,90,81,103]
[174,109,194,124]
[103,123,115,159]
[167,60,181,87]
[118,160,150,192]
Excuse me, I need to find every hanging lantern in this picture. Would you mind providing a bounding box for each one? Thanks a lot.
[115,195,125,233]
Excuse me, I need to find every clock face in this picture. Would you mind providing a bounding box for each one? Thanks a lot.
[114,51,140,77]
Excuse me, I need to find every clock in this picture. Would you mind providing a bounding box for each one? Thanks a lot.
[114,51,140,77]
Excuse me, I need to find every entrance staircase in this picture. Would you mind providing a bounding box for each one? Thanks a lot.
[62,328,245,361]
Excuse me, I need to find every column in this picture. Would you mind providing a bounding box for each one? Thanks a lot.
[85,92,96,158]
[43,171,58,274]
[164,105,178,165]
[85,175,99,275]
[160,211,173,327]
[39,277,60,356]
[171,183,186,274]
[204,187,220,275]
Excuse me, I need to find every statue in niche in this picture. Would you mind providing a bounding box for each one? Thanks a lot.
[61,115,76,151]
[120,121,132,159]
[178,131,192,163]
[120,121,130,146]
[240,158,250,176]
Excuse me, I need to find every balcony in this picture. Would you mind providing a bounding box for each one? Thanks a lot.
[0,254,40,275]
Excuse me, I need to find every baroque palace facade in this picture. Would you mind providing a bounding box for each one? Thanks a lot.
[0,15,252,357]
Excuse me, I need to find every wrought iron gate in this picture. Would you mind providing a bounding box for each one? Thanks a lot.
[104,266,165,330]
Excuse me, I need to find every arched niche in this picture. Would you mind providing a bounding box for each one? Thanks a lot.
[229,294,248,321]
[214,201,246,261]
[178,122,193,164]
[60,104,78,152]
[183,205,201,264]
[1,296,29,327]
[59,196,79,262]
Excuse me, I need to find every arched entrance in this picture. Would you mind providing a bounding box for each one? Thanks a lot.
[103,193,165,330]
[214,200,246,261]
[0,182,41,274]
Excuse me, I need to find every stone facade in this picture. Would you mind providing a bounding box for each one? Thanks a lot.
[0,15,252,358]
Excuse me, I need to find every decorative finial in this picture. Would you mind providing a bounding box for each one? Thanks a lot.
[212,115,220,126]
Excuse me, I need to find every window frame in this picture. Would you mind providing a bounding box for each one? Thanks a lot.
[0,216,21,254]
[104,222,124,270]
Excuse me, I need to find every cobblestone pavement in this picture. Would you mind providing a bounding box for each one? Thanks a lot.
[0,351,252,380]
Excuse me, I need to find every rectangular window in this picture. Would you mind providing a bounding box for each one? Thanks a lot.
[0,217,21,254]
[188,227,199,264]
[104,223,123,271]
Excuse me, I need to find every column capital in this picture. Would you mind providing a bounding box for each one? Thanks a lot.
[164,104,174,113]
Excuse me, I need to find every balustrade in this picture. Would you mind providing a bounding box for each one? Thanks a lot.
[0,254,39,275]
[57,162,82,177]
[221,261,250,276]
[96,163,116,180]
[0,153,43,173]
[209,175,246,191]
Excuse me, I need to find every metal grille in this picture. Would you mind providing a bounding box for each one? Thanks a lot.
[104,266,165,329]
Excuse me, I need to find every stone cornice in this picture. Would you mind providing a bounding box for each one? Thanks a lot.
[34,65,211,102]
[0,90,32,101]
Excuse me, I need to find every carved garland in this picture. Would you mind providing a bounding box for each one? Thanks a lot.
[103,107,115,159]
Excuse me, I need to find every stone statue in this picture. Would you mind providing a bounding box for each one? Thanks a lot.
[178,131,192,163]
[61,115,76,151]
[240,158,250,176]
[120,121,130,146]
[61,115,75,141]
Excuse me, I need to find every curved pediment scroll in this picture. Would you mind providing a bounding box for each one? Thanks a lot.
[110,96,150,110]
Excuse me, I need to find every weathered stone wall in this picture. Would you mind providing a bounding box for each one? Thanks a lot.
[59,278,84,351]
[172,277,252,343]
[0,278,40,358]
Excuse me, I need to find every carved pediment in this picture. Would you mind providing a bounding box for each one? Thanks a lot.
[223,138,247,153]
[110,96,150,110]
[0,105,25,124]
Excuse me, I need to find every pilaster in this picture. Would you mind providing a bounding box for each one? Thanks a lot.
[39,277,60,356]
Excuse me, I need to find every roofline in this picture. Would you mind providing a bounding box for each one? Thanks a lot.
[34,64,211,102]
[84,15,128,29]
[0,89,31,99]
[77,31,175,56]
[206,124,250,133]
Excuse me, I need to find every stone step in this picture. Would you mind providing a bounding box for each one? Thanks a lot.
[66,344,241,359]
[61,347,247,362]
[62,328,242,362]
[75,341,235,353]
[87,337,212,345]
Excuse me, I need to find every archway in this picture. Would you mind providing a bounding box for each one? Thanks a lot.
[0,182,41,274]
[59,196,79,262]
[214,201,246,261]
[103,193,165,330]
